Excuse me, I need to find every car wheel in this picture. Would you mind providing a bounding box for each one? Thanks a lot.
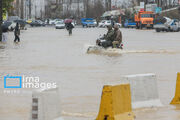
[156,28,160,32]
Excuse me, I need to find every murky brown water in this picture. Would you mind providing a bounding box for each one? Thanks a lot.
[0,27,180,120]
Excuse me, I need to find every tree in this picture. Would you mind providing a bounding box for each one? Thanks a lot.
[0,0,2,42]
[1,0,13,41]
[2,0,14,15]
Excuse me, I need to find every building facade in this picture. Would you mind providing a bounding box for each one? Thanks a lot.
[11,0,127,19]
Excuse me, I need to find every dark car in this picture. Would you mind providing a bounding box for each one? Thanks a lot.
[30,20,42,27]
[2,21,16,31]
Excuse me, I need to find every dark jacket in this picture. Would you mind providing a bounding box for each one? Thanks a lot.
[104,29,115,42]
[14,27,20,36]
[66,23,74,30]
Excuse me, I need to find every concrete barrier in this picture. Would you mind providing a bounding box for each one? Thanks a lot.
[96,84,135,120]
[122,74,162,108]
[32,88,64,120]
[0,88,63,120]
[170,73,180,104]
[106,73,162,108]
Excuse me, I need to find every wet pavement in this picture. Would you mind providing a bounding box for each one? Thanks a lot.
[0,26,180,120]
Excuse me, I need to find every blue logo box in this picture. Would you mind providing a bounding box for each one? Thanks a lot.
[4,75,22,88]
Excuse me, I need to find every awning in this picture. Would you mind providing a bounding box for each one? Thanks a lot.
[102,10,125,17]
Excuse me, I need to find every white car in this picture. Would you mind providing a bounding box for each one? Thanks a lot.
[98,20,111,27]
[93,20,97,27]
[54,19,64,25]
[115,23,122,28]
[55,21,65,29]
[8,22,16,31]
[98,20,106,27]
[49,19,56,25]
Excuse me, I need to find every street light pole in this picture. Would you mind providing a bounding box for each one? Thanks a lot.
[0,0,2,42]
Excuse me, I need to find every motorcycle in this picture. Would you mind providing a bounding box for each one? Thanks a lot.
[96,36,123,49]
[87,36,123,53]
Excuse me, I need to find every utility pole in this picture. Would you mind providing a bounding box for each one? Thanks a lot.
[108,0,111,11]
[0,0,2,42]
[21,0,24,19]
[16,0,20,16]
[29,0,31,19]
[77,0,80,19]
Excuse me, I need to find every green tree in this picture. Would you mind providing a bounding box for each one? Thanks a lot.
[1,0,13,41]
[3,0,14,15]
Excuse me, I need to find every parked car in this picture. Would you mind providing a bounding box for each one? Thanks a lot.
[81,18,97,27]
[98,20,111,28]
[26,19,33,24]
[154,17,180,32]
[49,19,56,25]
[124,19,136,28]
[36,20,46,26]
[3,21,16,31]
[54,19,64,25]
[30,20,42,27]
[93,20,97,27]
[116,23,122,28]
[98,20,106,27]
[55,21,65,29]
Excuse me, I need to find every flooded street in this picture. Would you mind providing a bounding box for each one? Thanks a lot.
[0,27,180,120]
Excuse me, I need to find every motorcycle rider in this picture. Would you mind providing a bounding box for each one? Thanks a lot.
[96,25,115,48]
[112,24,122,48]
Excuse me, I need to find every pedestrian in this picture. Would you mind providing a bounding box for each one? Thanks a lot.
[66,22,74,36]
[14,23,20,42]
[2,25,8,42]
[112,24,122,48]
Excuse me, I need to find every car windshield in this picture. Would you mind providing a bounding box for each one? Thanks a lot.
[141,14,153,18]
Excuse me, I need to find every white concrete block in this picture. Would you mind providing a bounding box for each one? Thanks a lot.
[106,73,163,109]
[32,88,63,120]
[0,87,64,120]
[121,74,163,108]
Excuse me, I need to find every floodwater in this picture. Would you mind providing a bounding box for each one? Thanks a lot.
[0,27,180,120]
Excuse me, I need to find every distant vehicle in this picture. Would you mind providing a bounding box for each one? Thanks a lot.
[54,19,64,25]
[154,17,180,32]
[30,20,42,27]
[135,11,154,29]
[116,23,122,28]
[26,19,33,24]
[124,19,136,28]
[36,20,45,26]
[55,21,65,29]
[93,20,97,26]
[3,21,16,31]
[49,19,56,25]
[98,20,111,28]
[98,20,106,27]
[81,18,97,27]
